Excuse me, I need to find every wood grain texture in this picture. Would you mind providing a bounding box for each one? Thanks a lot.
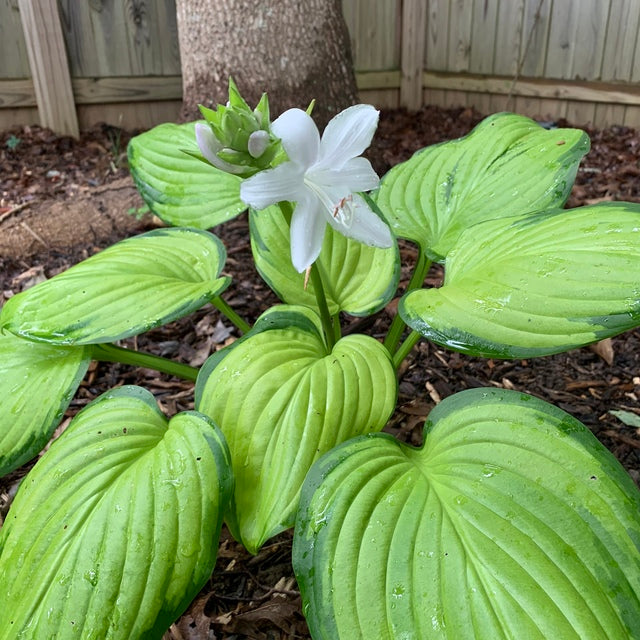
[493,0,525,76]
[401,0,427,110]
[469,0,499,74]
[0,0,30,77]
[425,0,450,70]
[447,0,472,72]
[422,72,640,105]
[0,78,36,107]
[57,0,181,77]
[601,0,640,82]
[342,0,400,70]
[18,0,79,137]
[519,0,552,77]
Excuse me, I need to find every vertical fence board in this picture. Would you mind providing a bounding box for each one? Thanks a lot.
[493,0,525,75]
[600,0,640,82]
[594,103,627,127]
[545,0,579,78]
[469,0,498,74]
[342,0,399,71]
[401,0,427,109]
[59,0,180,77]
[425,0,450,70]
[447,0,472,71]
[0,0,30,77]
[519,0,552,77]
[570,0,610,81]
[18,0,78,136]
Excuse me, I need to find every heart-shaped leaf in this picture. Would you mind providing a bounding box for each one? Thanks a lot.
[128,121,246,228]
[0,386,232,639]
[374,112,590,261]
[0,333,89,477]
[250,203,400,316]
[0,228,229,345]
[400,203,640,358]
[294,388,640,639]
[195,305,397,553]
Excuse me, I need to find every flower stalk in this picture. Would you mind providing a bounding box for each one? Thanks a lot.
[91,343,199,381]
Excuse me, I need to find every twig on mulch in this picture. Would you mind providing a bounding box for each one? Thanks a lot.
[601,430,640,449]
[0,201,31,223]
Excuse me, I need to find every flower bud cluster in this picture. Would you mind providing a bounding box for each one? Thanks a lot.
[196,78,280,177]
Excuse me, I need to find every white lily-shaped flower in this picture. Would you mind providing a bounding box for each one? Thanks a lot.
[240,104,393,272]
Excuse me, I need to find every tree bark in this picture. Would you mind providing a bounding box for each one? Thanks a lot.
[175,0,359,128]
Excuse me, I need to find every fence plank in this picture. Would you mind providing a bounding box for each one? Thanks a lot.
[425,0,450,70]
[0,0,30,77]
[493,0,525,75]
[0,78,36,107]
[421,71,640,105]
[342,0,399,70]
[519,0,552,77]
[447,0,472,71]
[601,0,640,82]
[18,0,78,137]
[469,0,498,74]
[571,0,610,81]
[400,0,427,109]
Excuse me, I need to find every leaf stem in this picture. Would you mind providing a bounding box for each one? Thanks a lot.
[310,264,336,349]
[211,296,251,334]
[392,330,422,369]
[384,247,431,354]
[332,312,342,345]
[90,343,199,381]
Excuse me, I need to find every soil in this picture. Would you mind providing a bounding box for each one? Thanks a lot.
[1,106,640,640]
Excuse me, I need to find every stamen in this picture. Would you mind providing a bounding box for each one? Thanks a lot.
[332,195,354,228]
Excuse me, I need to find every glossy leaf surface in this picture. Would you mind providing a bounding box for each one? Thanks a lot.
[1,228,229,345]
[375,112,590,260]
[128,121,246,228]
[0,333,89,476]
[294,388,640,639]
[400,203,640,358]
[250,203,399,316]
[196,305,397,552]
[0,386,232,640]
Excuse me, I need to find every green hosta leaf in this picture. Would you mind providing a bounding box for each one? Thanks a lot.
[0,386,232,640]
[250,203,400,316]
[374,112,590,260]
[400,203,640,358]
[0,333,89,477]
[0,228,229,345]
[128,121,246,228]
[195,305,397,553]
[294,388,640,640]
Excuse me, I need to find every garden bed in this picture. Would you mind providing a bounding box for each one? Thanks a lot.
[1,105,639,639]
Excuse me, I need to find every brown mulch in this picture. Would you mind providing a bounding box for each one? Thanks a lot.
[1,105,640,639]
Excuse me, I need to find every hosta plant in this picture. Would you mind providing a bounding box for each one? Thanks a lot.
[0,79,639,639]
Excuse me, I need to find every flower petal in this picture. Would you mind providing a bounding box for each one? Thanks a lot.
[309,157,380,195]
[195,122,245,175]
[316,105,379,171]
[326,194,393,248]
[240,162,307,210]
[290,193,326,272]
[272,109,320,169]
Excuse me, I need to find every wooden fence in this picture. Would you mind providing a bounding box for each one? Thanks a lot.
[1,0,640,134]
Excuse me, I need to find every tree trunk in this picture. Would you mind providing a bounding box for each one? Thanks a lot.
[175,0,359,128]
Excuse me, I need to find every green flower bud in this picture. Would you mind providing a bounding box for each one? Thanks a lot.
[195,77,280,177]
